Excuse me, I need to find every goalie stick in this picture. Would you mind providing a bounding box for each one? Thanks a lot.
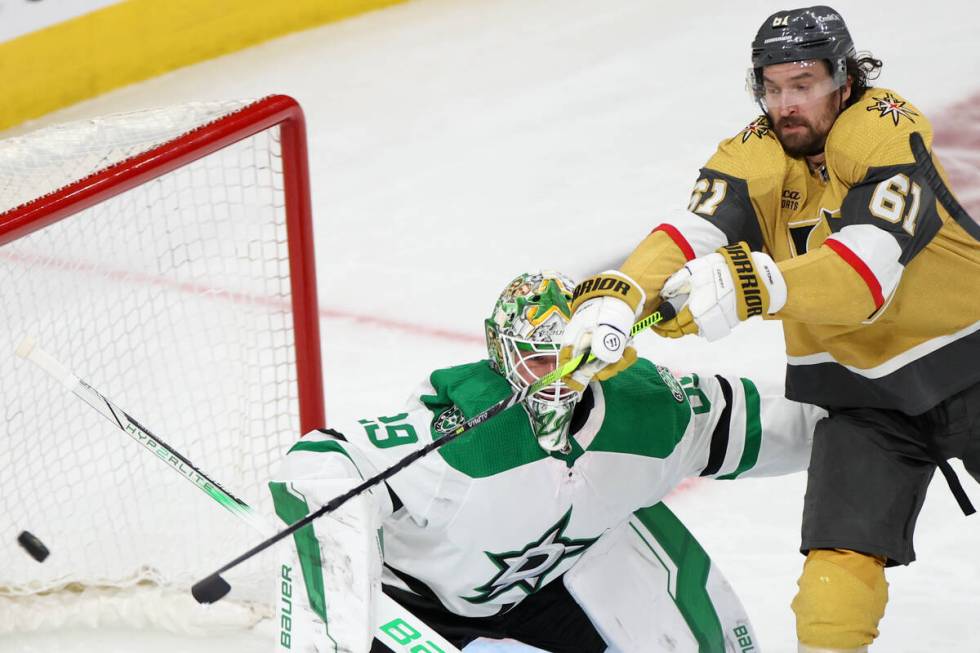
[14,337,463,653]
[190,300,679,605]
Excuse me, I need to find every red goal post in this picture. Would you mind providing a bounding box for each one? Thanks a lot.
[0,95,325,630]
[0,94,324,433]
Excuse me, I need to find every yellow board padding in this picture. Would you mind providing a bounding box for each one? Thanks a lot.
[792,549,889,650]
[0,0,408,131]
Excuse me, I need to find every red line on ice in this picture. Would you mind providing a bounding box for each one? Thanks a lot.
[0,248,483,345]
[4,93,975,351]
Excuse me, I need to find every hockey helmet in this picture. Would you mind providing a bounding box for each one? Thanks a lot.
[486,271,579,453]
[748,6,856,104]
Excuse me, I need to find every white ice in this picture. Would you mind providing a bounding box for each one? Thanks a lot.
[2,0,978,651]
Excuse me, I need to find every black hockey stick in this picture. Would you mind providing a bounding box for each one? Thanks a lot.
[191,300,678,604]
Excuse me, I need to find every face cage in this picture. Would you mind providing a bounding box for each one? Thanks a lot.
[498,335,577,405]
[746,58,847,112]
[492,333,580,452]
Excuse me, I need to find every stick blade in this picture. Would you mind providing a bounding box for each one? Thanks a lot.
[191,574,232,604]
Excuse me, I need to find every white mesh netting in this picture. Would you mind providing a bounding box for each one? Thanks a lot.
[0,99,314,631]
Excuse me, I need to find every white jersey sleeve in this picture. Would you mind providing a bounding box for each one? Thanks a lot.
[676,372,826,480]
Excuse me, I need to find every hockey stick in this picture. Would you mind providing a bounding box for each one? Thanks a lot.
[191,300,679,605]
[15,338,270,531]
[14,337,463,653]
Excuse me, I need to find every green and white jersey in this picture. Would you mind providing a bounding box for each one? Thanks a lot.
[278,358,821,619]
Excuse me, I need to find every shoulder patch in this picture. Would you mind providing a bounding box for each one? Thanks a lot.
[433,405,465,435]
[740,115,774,143]
[656,365,686,403]
[865,91,919,126]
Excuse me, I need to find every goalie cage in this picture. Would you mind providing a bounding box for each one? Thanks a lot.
[0,95,324,633]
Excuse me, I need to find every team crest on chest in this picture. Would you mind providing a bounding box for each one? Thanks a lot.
[740,116,773,143]
[866,92,918,126]
[462,508,598,604]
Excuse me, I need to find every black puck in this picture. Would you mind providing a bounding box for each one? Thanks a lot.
[17,530,49,562]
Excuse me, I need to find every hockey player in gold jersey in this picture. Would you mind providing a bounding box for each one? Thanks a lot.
[559,5,980,653]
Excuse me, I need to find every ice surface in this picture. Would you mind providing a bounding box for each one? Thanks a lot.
[2,0,977,651]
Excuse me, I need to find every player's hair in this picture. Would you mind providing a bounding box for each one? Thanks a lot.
[844,52,883,108]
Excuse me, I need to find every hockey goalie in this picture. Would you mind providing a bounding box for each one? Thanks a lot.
[270,270,824,653]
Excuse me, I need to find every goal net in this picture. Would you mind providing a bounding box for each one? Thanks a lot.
[0,95,323,632]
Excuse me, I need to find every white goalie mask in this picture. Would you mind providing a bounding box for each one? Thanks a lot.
[485,271,580,453]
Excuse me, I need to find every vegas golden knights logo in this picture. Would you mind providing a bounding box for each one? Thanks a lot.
[740,116,772,143]
[867,93,918,126]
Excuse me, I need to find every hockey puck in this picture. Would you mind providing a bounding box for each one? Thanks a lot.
[17,530,49,562]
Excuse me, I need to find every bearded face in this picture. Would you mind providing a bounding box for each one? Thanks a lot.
[759,60,851,158]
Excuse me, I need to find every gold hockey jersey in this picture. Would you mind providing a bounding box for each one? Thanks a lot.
[622,88,980,414]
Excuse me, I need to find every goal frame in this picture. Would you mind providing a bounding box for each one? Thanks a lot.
[0,94,325,434]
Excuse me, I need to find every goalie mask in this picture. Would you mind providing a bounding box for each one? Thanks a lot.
[486,271,579,453]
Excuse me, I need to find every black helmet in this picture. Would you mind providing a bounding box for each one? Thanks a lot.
[749,6,855,95]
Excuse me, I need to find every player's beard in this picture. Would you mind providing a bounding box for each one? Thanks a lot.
[774,118,826,157]
[772,94,841,158]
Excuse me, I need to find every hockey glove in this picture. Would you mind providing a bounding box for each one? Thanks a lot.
[559,270,645,392]
[658,242,786,342]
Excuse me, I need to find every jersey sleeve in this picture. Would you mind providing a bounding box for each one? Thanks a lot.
[776,89,943,324]
[272,378,459,525]
[621,116,785,317]
[271,429,395,519]
[677,373,825,480]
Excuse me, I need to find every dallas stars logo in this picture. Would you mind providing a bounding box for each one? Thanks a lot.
[463,508,597,604]
[433,405,465,435]
[866,92,918,126]
[740,116,772,143]
[524,278,572,326]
